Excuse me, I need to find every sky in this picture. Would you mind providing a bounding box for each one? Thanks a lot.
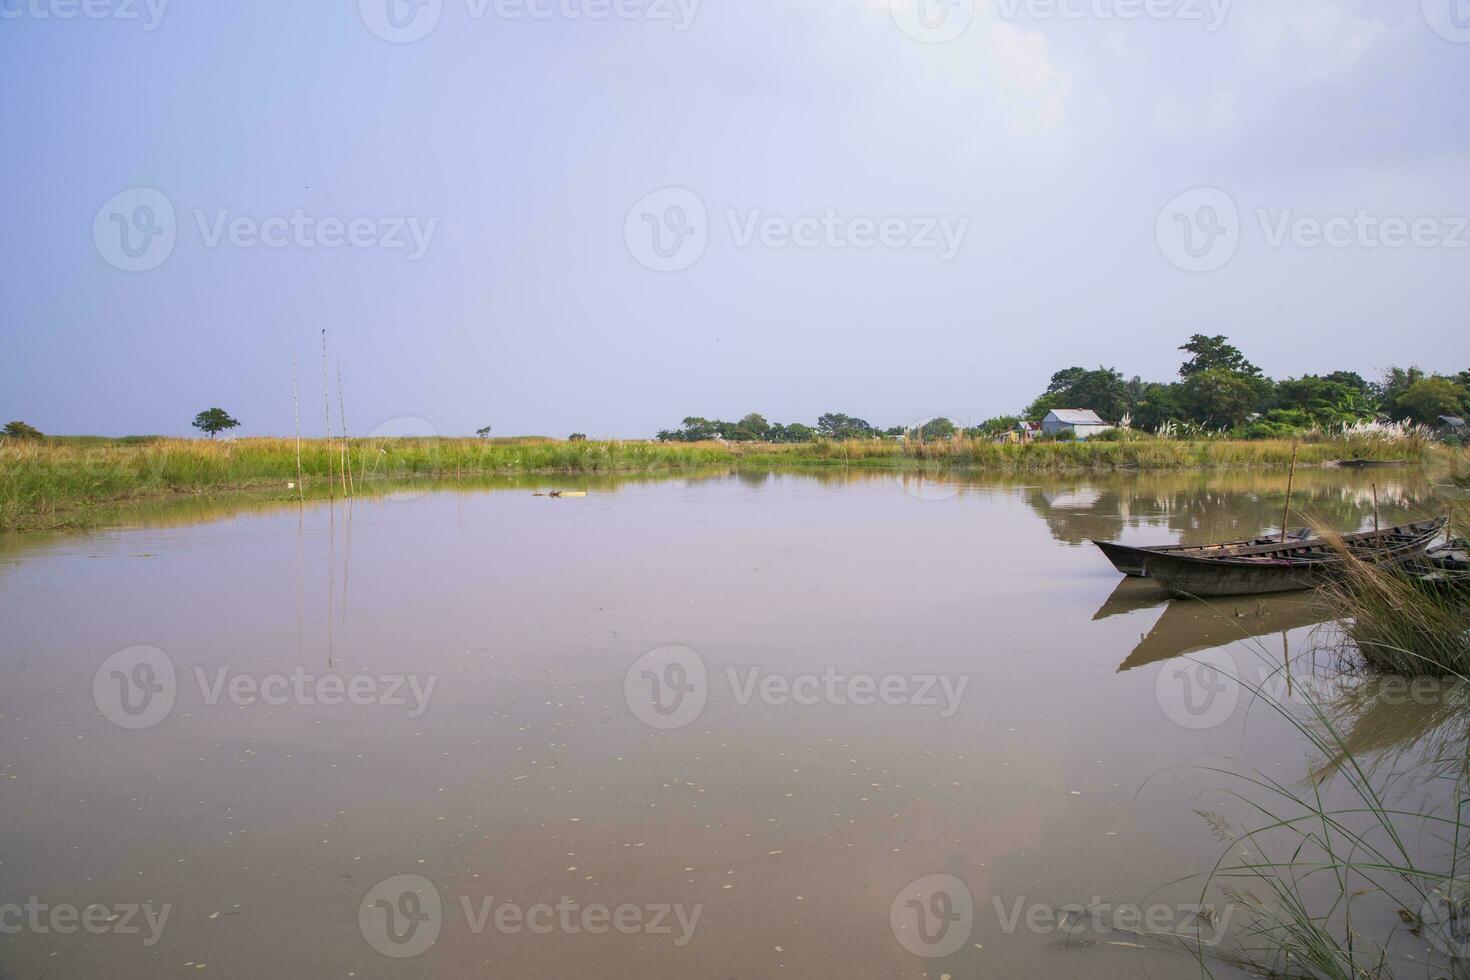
[1,0,1467,438]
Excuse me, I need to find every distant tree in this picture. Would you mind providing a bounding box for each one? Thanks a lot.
[971,416,1020,437]
[816,413,875,439]
[1323,371,1372,396]
[1024,366,1130,422]
[1129,382,1183,432]
[1178,369,1259,428]
[769,422,817,443]
[192,408,240,439]
[476,426,493,439]
[2,420,43,439]
[1397,377,1469,424]
[568,433,587,442]
[728,413,771,442]
[915,417,957,440]
[1179,335,1262,379]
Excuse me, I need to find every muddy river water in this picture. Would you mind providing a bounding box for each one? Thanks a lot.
[0,468,1459,978]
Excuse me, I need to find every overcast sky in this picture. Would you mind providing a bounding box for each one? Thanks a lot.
[2,0,1467,438]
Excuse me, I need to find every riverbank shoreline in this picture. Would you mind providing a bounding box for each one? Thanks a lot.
[1,435,1439,533]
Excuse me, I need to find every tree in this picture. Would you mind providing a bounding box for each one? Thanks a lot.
[1178,369,1259,428]
[1179,335,1263,379]
[476,426,493,439]
[769,422,817,443]
[1024,366,1131,422]
[568,433,587,442]
[1130,383,1183,432]
[2,420,43,439]
[192,408,240,439]
[970,416,1020,437]
[1397,377,1469,424]
[816,413,875,439]
[728,413,771,442]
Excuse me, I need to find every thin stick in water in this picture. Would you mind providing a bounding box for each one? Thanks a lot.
[291,346,304,502]
[1280,442,1299,544]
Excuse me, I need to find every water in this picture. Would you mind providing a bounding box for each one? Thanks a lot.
[0,468,1455,978]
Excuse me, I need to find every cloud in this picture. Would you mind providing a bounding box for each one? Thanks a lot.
[1238,1,1389,82]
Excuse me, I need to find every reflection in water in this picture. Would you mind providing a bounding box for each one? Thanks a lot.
[1100,581,1333,673]
[1022,470,1429,547]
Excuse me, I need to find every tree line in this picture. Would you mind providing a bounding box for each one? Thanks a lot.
[654,336,1469,443]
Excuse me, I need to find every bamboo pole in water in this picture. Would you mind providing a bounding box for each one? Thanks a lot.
[1372,482,1380,535]
[337,364,352,498]
[1280,443,1299,544]
[291,346,304,502]
[321,329,333,502]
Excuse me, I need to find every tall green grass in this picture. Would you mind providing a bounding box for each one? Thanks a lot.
[0,433,1442,532]
[1160,642,1470,980]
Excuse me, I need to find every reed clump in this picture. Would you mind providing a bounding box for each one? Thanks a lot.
[1312,511,1470,676]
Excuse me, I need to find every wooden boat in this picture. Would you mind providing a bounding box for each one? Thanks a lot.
[1335,459,1406,469]
[1094,529,1312,577]
[1405,539,1470,592]
[1097,518,1447,598]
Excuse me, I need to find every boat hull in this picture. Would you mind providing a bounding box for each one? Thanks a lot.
[1138,521,1445,598]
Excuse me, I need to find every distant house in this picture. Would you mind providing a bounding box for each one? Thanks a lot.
[1041,409,1114,439]
[1440,415,1467,439]
[995,420,1041,445]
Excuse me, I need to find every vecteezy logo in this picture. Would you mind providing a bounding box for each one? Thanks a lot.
[890,0,974,43]
[624,645,708,730]
[1156,187,1240,273]
[1424,0,1470,42]
[360,875,443,958]
[93,188,176,273]
[93,646,177,730]
[1155,649,1240,730]
[359,0,443,43]
[624,188,708,273]
[890,874,973,958]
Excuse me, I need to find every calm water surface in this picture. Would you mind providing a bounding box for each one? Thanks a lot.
[0,469,1451,978]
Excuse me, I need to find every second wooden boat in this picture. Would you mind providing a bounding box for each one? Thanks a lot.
[1099,518,1447,598]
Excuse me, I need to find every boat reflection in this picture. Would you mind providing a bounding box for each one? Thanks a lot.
[1101,579,1333,672]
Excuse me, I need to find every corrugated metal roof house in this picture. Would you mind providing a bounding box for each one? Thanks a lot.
[1041,409,1114,438]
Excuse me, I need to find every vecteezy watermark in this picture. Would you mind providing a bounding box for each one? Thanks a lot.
[92,188,177,273]
[994,0,1231,30]
[890,874,1233,960]
[889,0,975,43]
[623,188,709,273]
[359,875,702,958]
[1156,187,1240,273]
[0,0,168,30]
[624,646,970,730]
[1157,186,1470,273]
[1155,650,1458,731]
[625,187,970,272]
[890,874,974,958]
[357,0,699,43]
[991,896,1231,945]
[92,187,437,272]
[1422,0,1470,43]
[0,898,170,947]
[92,646,438,730]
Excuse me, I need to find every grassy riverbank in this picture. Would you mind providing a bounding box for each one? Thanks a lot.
[0,433,1436,532]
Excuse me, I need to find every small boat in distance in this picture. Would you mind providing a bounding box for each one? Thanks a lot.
[1093,518,1447,598]
[1335,458,1406,469]
[1095,529,1312,577]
